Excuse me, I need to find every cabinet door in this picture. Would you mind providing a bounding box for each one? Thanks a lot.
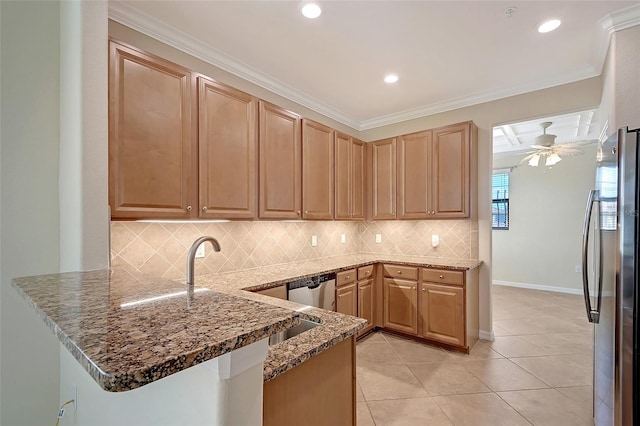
[431,122,470,218]
[336,283,358,317]
[335,132,351,219]
[420,283,465,347]
[397,131,431,219]
[358,279,374,336]
[370,138,396,219]
[335,135,365,220]
[302,119,334,219]
[109,41,195,219]
[198,77,257,219]
[259,101,302,219]
[351,139,366,219]
[383,278,417,334]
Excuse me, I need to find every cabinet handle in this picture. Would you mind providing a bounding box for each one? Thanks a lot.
[398,285,413,290]
[346,275,350,279]
[338,294,344,298]
[186,205,192,211]
[397,271,402,274]
[439,275,444,279]
[422,288,426,292]
[366,271,370,275]
[296,210,301,216]
[304,210,309,215]
[202,206,207,212]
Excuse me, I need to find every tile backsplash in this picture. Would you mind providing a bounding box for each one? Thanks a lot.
[111,219,478,279]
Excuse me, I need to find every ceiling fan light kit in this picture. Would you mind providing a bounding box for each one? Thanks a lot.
[521,121,587,167]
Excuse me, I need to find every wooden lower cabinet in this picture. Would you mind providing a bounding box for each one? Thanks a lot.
[336,283,357,317]
[383,278,418,334]
[253,285,287,300]
[357,279,374,336]
[420,282,465,347]
[263,337,356,426]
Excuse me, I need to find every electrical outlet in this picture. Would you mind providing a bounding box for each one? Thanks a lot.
[340,234,346,244]
[311,235,318,246]
[575,265,582,273]
[375,233,382,244]
[195,244,206,258]
[432,234,440,247]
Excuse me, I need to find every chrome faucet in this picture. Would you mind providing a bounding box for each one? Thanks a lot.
[186,236,221,286]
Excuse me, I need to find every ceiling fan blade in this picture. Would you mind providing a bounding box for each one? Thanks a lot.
[520,153,538,163]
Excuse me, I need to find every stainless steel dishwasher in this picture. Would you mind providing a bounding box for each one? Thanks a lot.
[287,273,336,311]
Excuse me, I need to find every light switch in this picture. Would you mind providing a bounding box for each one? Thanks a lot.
[195,244,206,258]
[431,235,440,247]
[375,233,382,244]
[311,235,318,247]
[340,234,346,244]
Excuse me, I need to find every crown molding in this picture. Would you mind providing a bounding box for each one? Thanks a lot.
[109,2,640,132]
[359,67,600,130]
[592,3,640,75]
[108,2,360,130]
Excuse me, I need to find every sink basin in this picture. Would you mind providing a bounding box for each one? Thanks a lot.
[269,319,321,346]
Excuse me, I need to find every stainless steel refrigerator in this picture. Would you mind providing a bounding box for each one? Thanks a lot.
[583,126,640,425]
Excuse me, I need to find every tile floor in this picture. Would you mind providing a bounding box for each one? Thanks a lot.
[356,285,594,426]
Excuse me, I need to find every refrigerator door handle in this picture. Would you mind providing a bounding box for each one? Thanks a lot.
[582,189,600,323]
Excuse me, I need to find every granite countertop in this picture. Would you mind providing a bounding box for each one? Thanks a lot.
[196,253,481,381]
[12,254,481,390]
[12,268,300,392]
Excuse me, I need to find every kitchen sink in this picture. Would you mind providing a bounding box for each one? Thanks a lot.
[269,318,321,346]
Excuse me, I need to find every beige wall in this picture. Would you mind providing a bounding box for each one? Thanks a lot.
[111,219,477,279]
[0,2,62,424]
[492,146,597,293]
[602,25,640,133]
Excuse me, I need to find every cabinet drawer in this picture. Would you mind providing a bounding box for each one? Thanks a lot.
[383,264,418,281]
[358,265,374,280]
[422,268,464,286]
[337,269,356,286]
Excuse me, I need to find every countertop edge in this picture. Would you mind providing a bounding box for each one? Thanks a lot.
[12,276,301,392]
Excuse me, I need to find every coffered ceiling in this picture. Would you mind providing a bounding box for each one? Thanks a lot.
[109,1,640,131]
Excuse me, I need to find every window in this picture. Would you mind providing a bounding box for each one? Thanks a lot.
[492,172,510,229]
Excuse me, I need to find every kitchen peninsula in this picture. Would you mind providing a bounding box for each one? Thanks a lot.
[13,253,479,426]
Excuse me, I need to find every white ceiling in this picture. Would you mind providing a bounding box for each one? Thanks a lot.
[493,109,601,159]
[109,1,640,131]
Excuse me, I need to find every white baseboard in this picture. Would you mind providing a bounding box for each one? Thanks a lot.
[479,330,494,341]
[493,280,583,295]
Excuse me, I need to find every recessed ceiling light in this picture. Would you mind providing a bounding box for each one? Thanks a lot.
[301,3,321,19]
[384,74,399,84]
[538,19,561,33]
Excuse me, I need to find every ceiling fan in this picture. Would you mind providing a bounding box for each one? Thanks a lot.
[521,122,586,167]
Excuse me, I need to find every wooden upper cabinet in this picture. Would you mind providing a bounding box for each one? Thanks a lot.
[351,139,366,219]
[302,119,334,219]
[397,131,431,219]
[369,138,397,219]
[109,40,196,219]
[335,134,365,220]
[396,121,476,219]
[259,101,302,219]
[431,122,476,218]
[198,77,257,219]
